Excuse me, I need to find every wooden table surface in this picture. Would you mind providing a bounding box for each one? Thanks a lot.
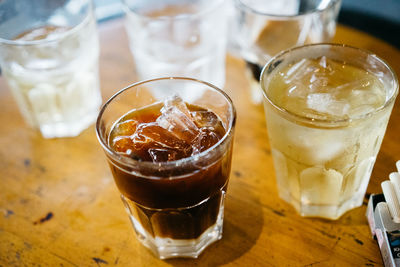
[1,18,399,266]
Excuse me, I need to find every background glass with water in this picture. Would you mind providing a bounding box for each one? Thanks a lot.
[0,0,101,138]
[122,0,228,89]
[230,0,342,103]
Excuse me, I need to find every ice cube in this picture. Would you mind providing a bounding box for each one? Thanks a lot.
[287,84,309,98]
[190,110,225,153]
[191,110,221,129]
[307,93,350,117]
[283,59,315,84]
[191,127,221,154]
[334,77,382,96]
[277,120,346,166]
[308,74,330,93]
[113,119,138,136]
[28,83,61,123]
[309,138,345,165]
[132,122,192,161]
[163,95,192,118]
[283,57,337,94]
[157,95,200,143]
[112,136,134,152]
[345,79,386,116]
[300,166,343,205]
[148,148,179,162]
[318,56,328,69]
[133,122,190,150]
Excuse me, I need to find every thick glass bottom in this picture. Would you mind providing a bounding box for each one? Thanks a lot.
[121,192,225,259]
[279,190,365,220]
[130,215,223,259]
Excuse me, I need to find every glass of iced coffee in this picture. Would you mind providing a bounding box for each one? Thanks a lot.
[96,77,236,259]
[260,44,399,219]
[0,0,101,138]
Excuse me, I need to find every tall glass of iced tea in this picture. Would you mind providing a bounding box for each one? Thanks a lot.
[96,77,236,259]
[261,44,398,219]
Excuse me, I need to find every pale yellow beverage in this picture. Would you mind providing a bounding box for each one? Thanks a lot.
[261,44,398,219]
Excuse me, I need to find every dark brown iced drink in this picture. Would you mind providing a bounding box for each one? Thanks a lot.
[108,96,230,239]
[96,78,235,259]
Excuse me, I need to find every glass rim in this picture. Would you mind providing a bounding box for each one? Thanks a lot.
[96,77,236,174]
[260,43,399,127]
[121,0,226,21]
[235,0,341,18]
[0,0,94,46]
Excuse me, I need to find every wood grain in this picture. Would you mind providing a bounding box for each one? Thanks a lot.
[1,19,399,266]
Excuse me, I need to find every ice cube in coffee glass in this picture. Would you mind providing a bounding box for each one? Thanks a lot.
[260,44,398,219]
[229,0,342,103]
[96,77,236,259]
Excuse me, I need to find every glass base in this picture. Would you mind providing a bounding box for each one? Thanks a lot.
[279,190,364,220]
[130,215,223,259]
[121,192,225,259]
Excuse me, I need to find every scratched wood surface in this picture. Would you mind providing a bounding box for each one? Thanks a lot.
[1,18,400,266]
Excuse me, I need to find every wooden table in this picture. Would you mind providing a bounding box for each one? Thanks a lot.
[1,18,399,266]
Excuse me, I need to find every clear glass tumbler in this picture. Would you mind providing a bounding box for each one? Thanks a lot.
[260,44,398,219]
[96,77,236,259]
[0,0,101,138]
[230,0,341,103]
[121,0,229,89]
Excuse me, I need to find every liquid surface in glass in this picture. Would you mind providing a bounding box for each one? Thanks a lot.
[268,56,386,120]
[109,95,226,162]
[13,26,70,41]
